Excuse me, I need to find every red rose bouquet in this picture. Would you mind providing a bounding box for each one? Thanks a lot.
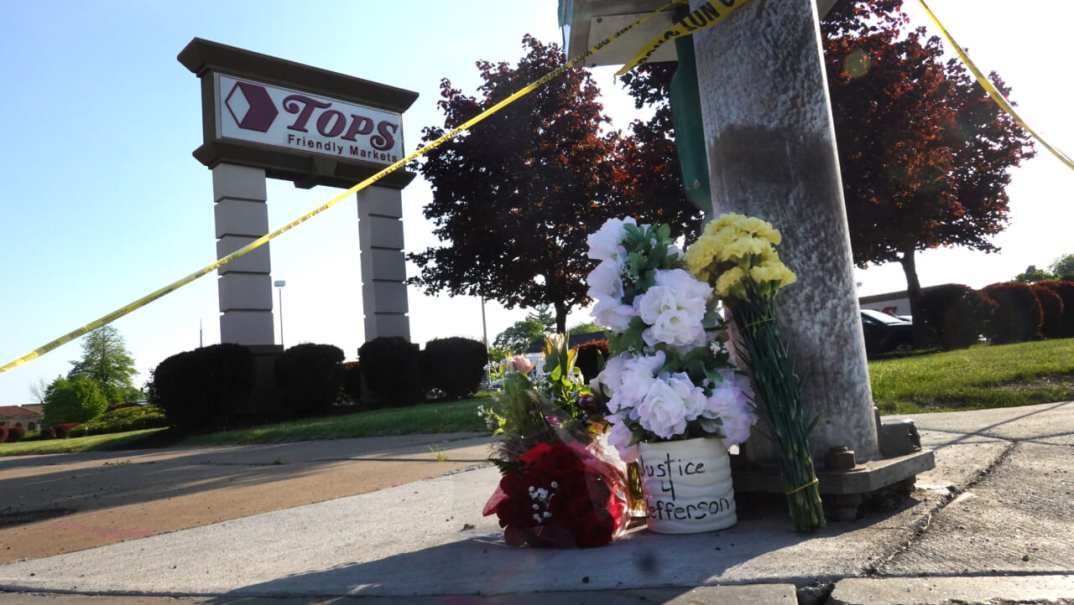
[482,441,626,548]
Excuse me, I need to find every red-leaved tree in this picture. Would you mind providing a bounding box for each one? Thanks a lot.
[410,36,699,332]
[822,0,1035,337]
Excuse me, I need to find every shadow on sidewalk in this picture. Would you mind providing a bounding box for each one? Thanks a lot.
[199,492,921,603]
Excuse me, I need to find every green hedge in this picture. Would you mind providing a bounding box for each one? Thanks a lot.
[275,343,344,416]
[359,337,423,406]
[148,344,254,431]
[421,337,487,400]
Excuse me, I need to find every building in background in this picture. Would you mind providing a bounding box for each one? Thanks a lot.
[0,405,43,433]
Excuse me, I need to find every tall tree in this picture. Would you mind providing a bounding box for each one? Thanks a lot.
[411,36,700,333]
[526,305,556,333]
[822,0,1034,335]
[1052,254,1074,281]
[617,64,704,236]
[493,318,546,354]
[68,326,138,404]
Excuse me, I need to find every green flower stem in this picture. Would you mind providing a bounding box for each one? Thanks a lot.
[730,290,825,532]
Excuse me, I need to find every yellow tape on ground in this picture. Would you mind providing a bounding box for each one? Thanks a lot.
[918,0,1074,171]
[0,1,680,375]
[616,0,751,76]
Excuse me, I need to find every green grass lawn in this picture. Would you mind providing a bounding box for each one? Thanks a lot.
[0,398,489,456]
[0,428,167,456]
[871,338,1074,414]
[6,342,1072,457]
[179,397,489,447]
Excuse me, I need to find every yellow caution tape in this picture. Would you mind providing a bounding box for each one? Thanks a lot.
[0,1,682,375]
[917,0,1074,171]
[616,0,752,76]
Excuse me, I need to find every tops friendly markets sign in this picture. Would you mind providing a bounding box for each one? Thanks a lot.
[180,38,418,189]
[216,74,403,165]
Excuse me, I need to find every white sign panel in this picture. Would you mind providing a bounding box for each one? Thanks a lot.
[214,73,403,165]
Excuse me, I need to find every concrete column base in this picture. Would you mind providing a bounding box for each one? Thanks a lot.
[731,448,935,520]
[213,163,275,346]
[357,186,411,341]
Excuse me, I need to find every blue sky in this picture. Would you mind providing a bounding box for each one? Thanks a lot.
[1,1,1071,402]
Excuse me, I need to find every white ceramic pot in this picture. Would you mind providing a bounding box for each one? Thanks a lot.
[638,437,737,534]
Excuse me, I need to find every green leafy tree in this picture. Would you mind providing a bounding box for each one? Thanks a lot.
[1052,254,1074,281]
[68,326,139,404]
[43,376,108,426]
[1014,265,1055,283]
[493,318,546,353]
[526,305,556,333]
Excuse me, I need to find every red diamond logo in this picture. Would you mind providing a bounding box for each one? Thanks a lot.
[225,81,277,132]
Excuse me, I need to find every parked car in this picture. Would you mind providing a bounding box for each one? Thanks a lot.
[861,309,914,358]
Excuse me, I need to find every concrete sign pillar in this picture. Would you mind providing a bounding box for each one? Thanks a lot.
[690,0,880,463]
[357,186,411,340]
[213,163,275,345]
[180,38,420,349]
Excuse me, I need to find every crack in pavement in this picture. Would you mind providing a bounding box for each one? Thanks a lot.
[869,439,1019,576]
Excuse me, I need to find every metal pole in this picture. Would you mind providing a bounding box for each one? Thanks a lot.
[480,297,489,347]
[278,287,285,349]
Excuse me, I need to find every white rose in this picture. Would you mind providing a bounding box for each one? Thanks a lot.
[586,259,624,303]
[596,355,627,396]
[606,413,639,462]
[668,372,708,421]
[636,377,689,439]
[618,351,666,405]
[635,269,712,349]
[586,217,637,263]
[702,370,757,445]
[592,298,635,332]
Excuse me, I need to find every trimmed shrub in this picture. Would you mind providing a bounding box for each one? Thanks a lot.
[982,282,1044,344]
[574,339,609,382]
[148,344,254,431]
[5,426,24,442]
[0,427,6,442]
[275,344,345,416]
[940,290,997,350]
[421,337,488,401]
[915,284,974,347]
[68,405,168,437]
[358,337,422,406]
[1030,284,1065,339]
[341,361,362,405]
[43,376,108,426]
[1036,280,1074,338]
[40,423,77,439]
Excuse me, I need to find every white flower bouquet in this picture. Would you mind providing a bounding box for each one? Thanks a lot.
[586,217,756,533]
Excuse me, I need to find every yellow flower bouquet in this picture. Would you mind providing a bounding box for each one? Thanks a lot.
[686,213,825,532]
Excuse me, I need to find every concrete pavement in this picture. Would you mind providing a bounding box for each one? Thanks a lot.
[0,434,491,563]
[0,402,1072,603]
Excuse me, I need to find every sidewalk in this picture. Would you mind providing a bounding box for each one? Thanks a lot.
[1,402,1072,603]
[0,433,491,564]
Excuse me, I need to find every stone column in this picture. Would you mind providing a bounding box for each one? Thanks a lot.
[213,163,275,345]
[357,186,411,341]
[691,0,879,462]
